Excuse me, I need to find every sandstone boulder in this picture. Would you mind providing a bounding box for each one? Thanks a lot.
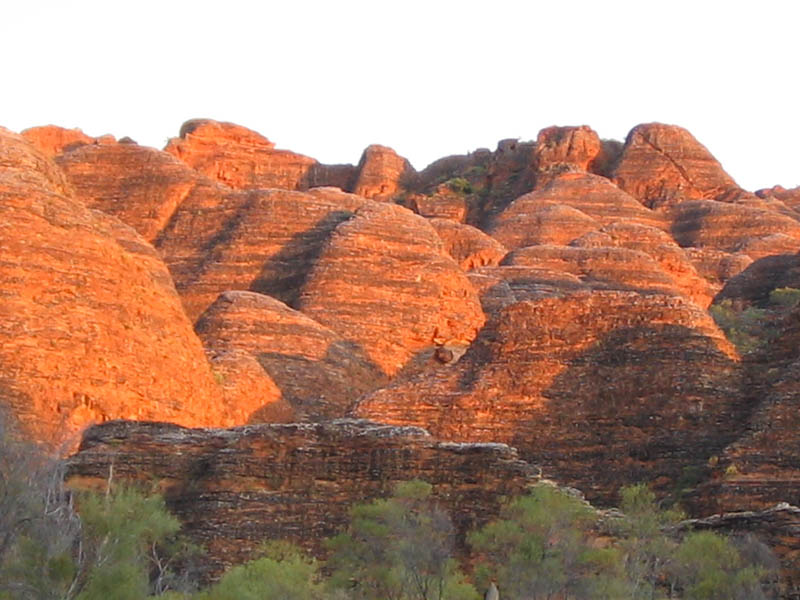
[164,119,355,191]
[533,125,602,178]
[351,144,415,200]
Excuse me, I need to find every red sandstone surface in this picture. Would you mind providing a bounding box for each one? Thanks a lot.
[0,128,223,443]
[5,117,800,595]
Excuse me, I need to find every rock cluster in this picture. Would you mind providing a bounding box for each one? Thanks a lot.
[5,117,800,594]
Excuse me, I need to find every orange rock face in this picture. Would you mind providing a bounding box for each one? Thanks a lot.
[351,144,415,200]
[756,185,800,213]
[0,128,223,444]
[355,291,743,503]
[574,221,715,307]
[156,187,368,320]
[165,119,330,191]
[22,125,115,157]
[195,291,386,420]
[533,125,602,178]
[670,200,800,260]
[298,202,485,376]
[487,173,664,250]
[612,123,742,208]
[429,218,507,270]
[57,142,228,243]
[503,245,699,302]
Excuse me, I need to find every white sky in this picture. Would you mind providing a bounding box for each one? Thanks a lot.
[1,0,797,191]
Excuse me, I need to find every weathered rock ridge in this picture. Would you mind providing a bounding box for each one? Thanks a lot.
[66,420,540,580]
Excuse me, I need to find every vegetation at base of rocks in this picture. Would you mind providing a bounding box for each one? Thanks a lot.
[326,479,478,600]
[709,287,800,354]
[0,413,196,600]
[469,485,625,599]
[0,414,779,600]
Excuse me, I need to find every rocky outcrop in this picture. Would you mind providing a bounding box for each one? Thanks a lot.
[467,266,589,315]
[715,255,800,307]
[155,187,368,320]
[164,120,415,198]
[503,245,689,299]
[612,123,742,208]
[206,350,293,424]
[429,218,507,270]
[351,144,415,200]
[487,173,664,250]
[195,291,386,420]
[670,200,800,260]
[355,291,743,503]
[22,125,115,157]
[683,248,754,291]
[66,419,540,580]
[694,301,800,511]
[56,142,229,243]
[164,119,326,191]
[532,125,602,181]
[757,185,800,213]
[572,222,715,307]
[298,202,485,377]
[0,128,223,444]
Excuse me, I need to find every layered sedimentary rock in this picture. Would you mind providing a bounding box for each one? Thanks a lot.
[503,245,687,299]
[479,138,537,224]
[66,419,540,579]
[164,119,330,190]
[298,202,485,376]
[757,185,800,213]
[351,144,415,200]
[195,291,385,420]
[56,142,229,243]
[206,350,292,424]
[572,222,714,307]
[532,125,604,186]
[467,266,589,315]
[683,248,754,291]
[22,125,115,157]
[0,128,223,443]
[355,291,743,503]
[670,200,800,260]
[156,187,368,320]
[488,173,664,250]
[429,218,507,270]
[612,123,742,208]
[411,187,470,222]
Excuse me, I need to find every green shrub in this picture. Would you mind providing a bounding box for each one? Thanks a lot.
[444,177,473,195]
